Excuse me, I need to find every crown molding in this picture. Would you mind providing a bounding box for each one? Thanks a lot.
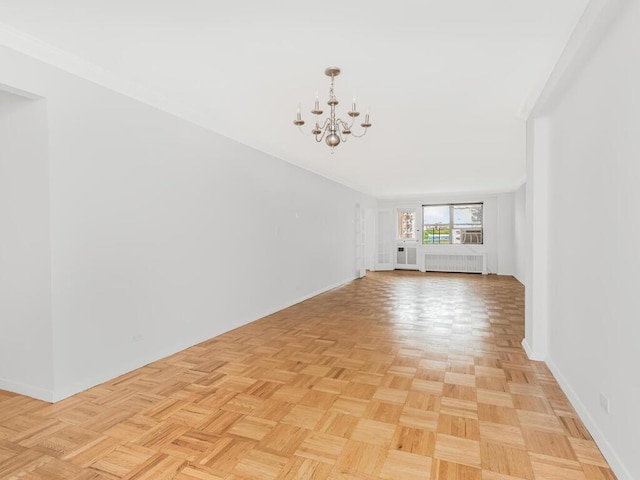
[0,21,213,130]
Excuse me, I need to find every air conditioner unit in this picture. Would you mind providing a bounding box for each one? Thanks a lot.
[461,229,483,244]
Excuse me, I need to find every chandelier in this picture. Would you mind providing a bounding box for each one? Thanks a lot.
[293,67,372,152]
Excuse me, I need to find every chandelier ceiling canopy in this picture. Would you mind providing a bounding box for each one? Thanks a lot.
[293,67,371,153]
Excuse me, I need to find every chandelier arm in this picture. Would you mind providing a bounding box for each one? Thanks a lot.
[344,116,356,130]
[315,121,331,143]
[350,127,369,139]
[336,118,350,129]
[336,119,351,142]
[298,125,315,137]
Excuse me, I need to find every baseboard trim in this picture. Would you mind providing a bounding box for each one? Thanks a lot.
[49,275,358,402]
[521,338,534,359]
[0,377,54,402]
[546,357,632,480]
[244,276,357,331]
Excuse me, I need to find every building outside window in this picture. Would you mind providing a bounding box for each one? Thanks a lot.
[398,211,416,240]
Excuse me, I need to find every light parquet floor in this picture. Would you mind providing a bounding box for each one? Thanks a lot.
[0,271,616,480]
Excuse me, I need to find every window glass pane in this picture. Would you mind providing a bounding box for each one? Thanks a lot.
[453,204,482,228]
[422,203,483,245]
[423,205,450,225]
[423,225,451,244]
[398,211,416,240]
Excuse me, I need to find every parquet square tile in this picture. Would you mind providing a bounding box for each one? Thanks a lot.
[568,437,609,467]
[417,369,447,383]
[299,390,339,410]
[476,377,509,392]
[220,394,264,415]
[89,442,156,477]
[121,452,186,480]
[437,414,480,440]
[294,432,347,464]
[512,394,554,414]
[411,378,445,395]
[312,378,350,395]
[371,387,408,404]
[274,456,334,479]
[228,415,276,441]
[442,384,477,402]
[317,412,359,438]
[474,366,506,378]
[480,442,534,479]
[231,448,288,480]
[433,433,481,468]
[335,440,386,476]
[363,401,403,424]
[581,464,618,480]
[391,425,436,456]
[380,449,432,480]
[281,405,325,430]
[516,409,565,434]
[24,456,88,479]
[269,386,308,404]
[331,397,368,417]
[444,372,477,388]
[439,398,478,419]
[258,423,309,457]
[0,272,617,480]
[250,399,294,423]
[477,404,519,426]
[350,419,396,447]
[478,421,526,449]
[405,391,441,411]
[175,464,226,479]
[62,435,122,468]
[559,415,593,440]
[199,436,256,475]
[431,458,481,480]
[529,452,586,480]
[522,428,577,460]
[399,407,439,431]
[476,389,514,408]
[340,382,378,401]
[198,410,243,436]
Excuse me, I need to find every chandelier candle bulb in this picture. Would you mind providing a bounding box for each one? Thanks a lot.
[352,98,356,112]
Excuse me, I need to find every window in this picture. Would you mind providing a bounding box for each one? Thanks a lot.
[397,210,416,240]
[423,203,483,244]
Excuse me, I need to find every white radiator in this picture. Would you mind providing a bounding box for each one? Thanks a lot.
[424,253,487,274]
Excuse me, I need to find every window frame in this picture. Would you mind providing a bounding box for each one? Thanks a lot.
[422,202,484,245]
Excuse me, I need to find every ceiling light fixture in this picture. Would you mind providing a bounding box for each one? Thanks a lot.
[293,67,372,153]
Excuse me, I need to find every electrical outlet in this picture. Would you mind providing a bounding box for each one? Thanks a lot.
[599,393,610,413]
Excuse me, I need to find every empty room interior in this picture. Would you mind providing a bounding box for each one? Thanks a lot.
[0,1,638,479]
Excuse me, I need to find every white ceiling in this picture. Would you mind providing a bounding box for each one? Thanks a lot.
[0,0,588,198]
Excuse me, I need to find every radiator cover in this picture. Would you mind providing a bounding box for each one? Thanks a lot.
[424,253,487,274]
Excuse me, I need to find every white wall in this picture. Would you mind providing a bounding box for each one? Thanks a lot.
[513,183,526,284]
[529,1,639,478]
[378,191,518,275]
[0,46,374,401]
[496,192,515,276]
[0,89,53,399]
